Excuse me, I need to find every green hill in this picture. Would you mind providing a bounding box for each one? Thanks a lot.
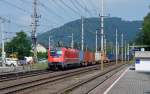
[38,17,142,50]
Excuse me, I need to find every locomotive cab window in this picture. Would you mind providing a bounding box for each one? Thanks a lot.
[57,51,62,55]
[50,50,56,56]
[50,50,62,57]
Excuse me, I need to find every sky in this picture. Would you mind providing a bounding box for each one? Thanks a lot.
[0,0,149,38]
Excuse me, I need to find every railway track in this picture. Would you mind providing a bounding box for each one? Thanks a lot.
[0,69,52,82]
[57,64,127,94]
[0,61,114,82]
[0,65,99,94]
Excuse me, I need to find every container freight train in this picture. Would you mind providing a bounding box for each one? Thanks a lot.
[48,47,108,70]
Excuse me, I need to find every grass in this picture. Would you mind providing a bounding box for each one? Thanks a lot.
[31,62,48,70]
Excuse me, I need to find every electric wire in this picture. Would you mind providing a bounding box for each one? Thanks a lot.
[69,0,83,16]
[39,1,65,21]
[73,0,92,17]
[51,0,76,20]
[0,0,31,14]
[59,0,81,16]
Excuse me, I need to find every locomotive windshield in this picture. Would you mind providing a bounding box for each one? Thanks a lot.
[50,50,62,57]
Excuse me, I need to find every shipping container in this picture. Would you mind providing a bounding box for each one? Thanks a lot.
[107,53,115,62]
[83,51,95,65]
[79,51,83,62]
[95,52,101,62]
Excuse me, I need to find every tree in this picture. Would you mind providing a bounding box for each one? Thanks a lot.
[142,12,150,45]
[37,52,47,59]
[5,31,32,59]
[136,12,150,45]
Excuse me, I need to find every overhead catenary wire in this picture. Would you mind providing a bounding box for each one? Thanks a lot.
[37,1,68,28]
[23,1,60,31]
[48,0,72,20]
[87,0,98,15]
[1,0,94,26]
[39,7,60,25]
[0,0,33,31]
[69,0,83,15]
[80,0,93,17]
[0,0,56,29]
[0,0,31,14]
[74,0,92,17]
[59,0,81,16]
[0,1,36,50]
[0,0,101,40]
[20,0,31,4]
[19,0,60,26]
[39,1,65,21]
[50,0,72,20]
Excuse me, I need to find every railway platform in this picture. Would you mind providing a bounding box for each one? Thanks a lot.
[89,65,150,94]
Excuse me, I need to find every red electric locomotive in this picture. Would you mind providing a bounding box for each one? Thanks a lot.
[48,48,80,70]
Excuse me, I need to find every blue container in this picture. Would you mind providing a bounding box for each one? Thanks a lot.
[79,51,84,62]
[107,53,115,61]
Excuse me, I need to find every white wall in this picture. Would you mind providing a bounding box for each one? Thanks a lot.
[36,44,47,53]
[135,58,150,72]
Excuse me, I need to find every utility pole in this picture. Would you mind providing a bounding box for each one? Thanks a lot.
[118,43,120,57]
[0,20,5,67]
[0,17,10,67]
[121,33,124,63]
[116,29,118,65]
[71,33,74,48]
[96,30,98,52]
[127,43,130,61]
[49,35,51,49]
[100,0,104,71]
[81,16,84,51]
[125,40,127,63]
[104,35,107,54]
[31,0,40,63]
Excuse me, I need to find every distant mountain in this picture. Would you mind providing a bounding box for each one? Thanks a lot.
[38,17,142,50]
